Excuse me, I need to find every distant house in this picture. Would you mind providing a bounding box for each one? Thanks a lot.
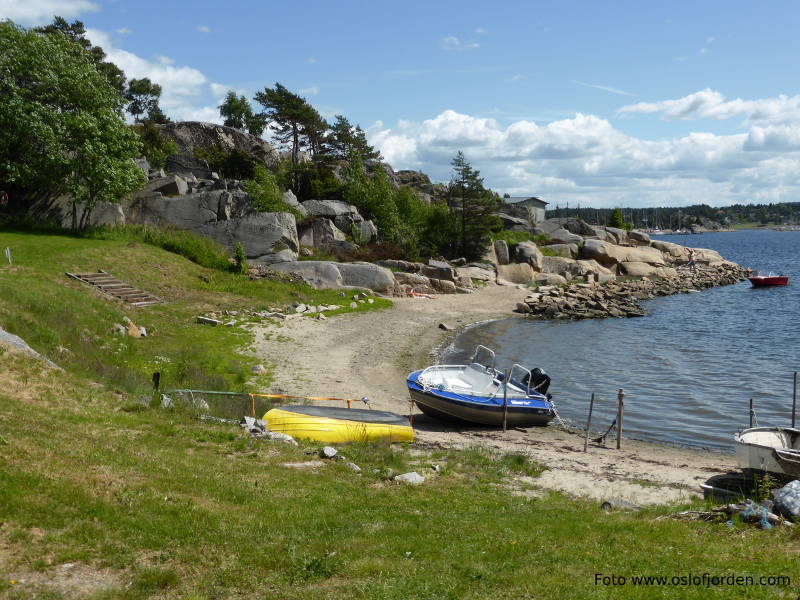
[503,196,548,224]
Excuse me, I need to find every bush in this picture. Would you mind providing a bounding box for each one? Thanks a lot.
[233,242,248,274]
[243,166,302,218]
[132,121,178,168]
[194,145,258,180]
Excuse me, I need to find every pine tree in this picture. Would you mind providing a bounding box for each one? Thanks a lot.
[448,151,501,260]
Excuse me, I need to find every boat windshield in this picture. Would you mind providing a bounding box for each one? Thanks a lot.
[470,345,496,371]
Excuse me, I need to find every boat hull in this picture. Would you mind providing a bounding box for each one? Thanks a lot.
[748,276,789,286]
[407,370,555,427]
[734,427,800,477]
[265,405,413,443]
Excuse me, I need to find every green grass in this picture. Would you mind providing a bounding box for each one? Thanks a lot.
[0,230,389,394]
[0,355,798,599]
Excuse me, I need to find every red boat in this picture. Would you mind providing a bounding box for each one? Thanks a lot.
[748,272,789,286]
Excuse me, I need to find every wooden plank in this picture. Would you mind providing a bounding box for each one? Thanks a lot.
[65,270,163,307]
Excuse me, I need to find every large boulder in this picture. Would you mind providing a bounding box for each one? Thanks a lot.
[201,213,298,263]
[298,218,347,249]
[271,261,398,295]
[456,265,496,283]
[496,263,535,284]
[621,262,679,278]
[352,220,378,244]
[545,243,577,258]
[301,199,363,234]
[629,230,651,245]
[575,259,614,276]
[124,189,243,230]
[547,228,583,245]
[580,240,666,267]
[497,213,531,231]
[165,154,213,180]
[514,242,544,271]
[144,175,188,197]
[605,227,628,245]
[536,218,594,237]
[493,240,510,265]
[541,256,577,278]
[532,272,567,285]
[282,190,307,216]
[161,121,280,167]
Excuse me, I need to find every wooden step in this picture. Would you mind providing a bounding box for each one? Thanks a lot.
[66,271,163,307]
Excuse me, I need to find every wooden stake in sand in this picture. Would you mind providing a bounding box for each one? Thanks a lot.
[792,372,797,429]
[584,393,595,452]
[502,368,509,432]
[616,388,625,450]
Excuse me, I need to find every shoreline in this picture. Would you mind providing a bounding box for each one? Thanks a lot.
[250,282,738,505]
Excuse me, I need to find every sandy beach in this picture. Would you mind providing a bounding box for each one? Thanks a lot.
[250,284,738,505]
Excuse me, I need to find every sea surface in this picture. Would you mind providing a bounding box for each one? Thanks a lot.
[443,229,800,451]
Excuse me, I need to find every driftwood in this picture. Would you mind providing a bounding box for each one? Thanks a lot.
[658,502,794,528]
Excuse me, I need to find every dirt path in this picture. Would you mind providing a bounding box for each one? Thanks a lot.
[250,284,737,505]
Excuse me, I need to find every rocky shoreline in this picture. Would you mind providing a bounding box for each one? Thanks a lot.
[516,262,750,320]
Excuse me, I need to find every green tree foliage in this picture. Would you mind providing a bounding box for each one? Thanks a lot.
[0,21,145,229]
[448,152,502,260]
[34,16,126,95]
[343,157,400,242]
[219,91,266,136]
[132,121,178,169]
[125,78,168,123]
[243,165,300,217]
[254,83,326,165]
[194,146,257,180]
[609,207,626,229]
[233,242,248,274]
[327,115,381,161]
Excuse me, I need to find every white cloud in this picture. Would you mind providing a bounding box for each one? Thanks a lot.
[115,27,132,35]
[299,86,319,96]
[369,104,800,207]
[570,79,636,97]
[196,25,211,33]
[618,89,800,125]
[0,0,97,24]
[440,36,479,51]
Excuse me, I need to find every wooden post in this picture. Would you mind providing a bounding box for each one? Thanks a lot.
[250,393,256,418]
[750,398,754,428]
[792,372,797,429]
[502,368,509,432]
[152,372,161,391]
[409,398,415,427]
[616,388,625,450]
[584,393,595,452]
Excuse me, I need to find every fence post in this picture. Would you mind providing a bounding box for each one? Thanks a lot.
[584,393,595,452]
[502,368,509,432]
[792,373,797,429]
[616,388,625,450]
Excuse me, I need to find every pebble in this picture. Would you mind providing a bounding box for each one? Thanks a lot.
[319,446,338,459]
[395,471,425,485]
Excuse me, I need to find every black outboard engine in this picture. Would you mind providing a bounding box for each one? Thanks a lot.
[524,367,551,395]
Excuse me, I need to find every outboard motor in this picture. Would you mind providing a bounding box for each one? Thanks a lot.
[524,367,551,395]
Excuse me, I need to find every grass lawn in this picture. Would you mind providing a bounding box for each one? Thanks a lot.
[0,230,390,394]
[1,230,799,599]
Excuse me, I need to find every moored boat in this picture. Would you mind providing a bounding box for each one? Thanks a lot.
[734,427,800,478]
[406,346,556,427]
[748,272,789,286]
[264,405,414,443]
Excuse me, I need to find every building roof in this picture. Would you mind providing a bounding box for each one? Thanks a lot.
[504,196,548,207]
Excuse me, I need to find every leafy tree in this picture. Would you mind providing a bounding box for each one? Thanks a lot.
[609,207,626,229]
[125,78,166,123]
[219,91,266,135]
[343,156,400,242]
[194,146,257,180]
[327,115,381,161]
[448,151,501,260]
[0,20,144,229]
[132,120,178,168]
[253,83,327,167]
[34,16,126,95]
[242,165,300,217]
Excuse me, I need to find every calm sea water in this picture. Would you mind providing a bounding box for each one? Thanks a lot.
[444,229,800,451]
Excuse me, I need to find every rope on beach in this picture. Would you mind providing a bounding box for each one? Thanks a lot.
[593,418,617,445]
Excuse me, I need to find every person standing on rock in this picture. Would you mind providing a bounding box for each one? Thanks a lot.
[687,249,696,270]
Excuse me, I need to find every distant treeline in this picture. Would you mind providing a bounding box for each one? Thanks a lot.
[545,201,800,228]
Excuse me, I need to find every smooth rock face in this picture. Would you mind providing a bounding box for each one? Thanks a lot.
[580,240,666,267]
[201,212,299,262]
[514,241,544,271]
[352,219,378,243]
[548,228,583,245]
[282,190,307,216]
[165,153,213,180]
[493,240,510,265]
[161,121,280,166]
[144,175,188,196]
[456,266,496,282]
[271,261,398,295]
[545,243,577,258]
[629,230,651,245]
[496,263,535,284]
[541,256,577,277]
[605,227,628,244]
[497,213,531,231]
[298,218,347,248]
[533,272,567,285]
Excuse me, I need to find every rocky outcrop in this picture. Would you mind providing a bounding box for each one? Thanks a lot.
[301,199,364,235]
[298,218,347,249]
[160,121,279,167]
[580,239,666,268]
[201,213,298,263]
[517,262,748,320]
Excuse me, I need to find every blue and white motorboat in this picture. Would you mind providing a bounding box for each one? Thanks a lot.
[406,346,556,427]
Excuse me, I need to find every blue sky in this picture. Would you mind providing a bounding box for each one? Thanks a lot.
[4,0,800,207]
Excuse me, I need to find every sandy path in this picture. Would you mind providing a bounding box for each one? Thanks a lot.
[250,285,737,505]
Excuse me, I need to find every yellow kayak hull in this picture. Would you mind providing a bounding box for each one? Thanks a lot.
[265,405,413,443]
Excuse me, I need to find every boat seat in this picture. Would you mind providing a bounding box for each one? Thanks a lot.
[447,363,497,394]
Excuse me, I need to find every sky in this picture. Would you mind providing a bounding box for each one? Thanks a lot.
[3,0,800,208]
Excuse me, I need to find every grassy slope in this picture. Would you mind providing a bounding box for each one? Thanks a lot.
[1,232,799,599]
[0,231,389,394]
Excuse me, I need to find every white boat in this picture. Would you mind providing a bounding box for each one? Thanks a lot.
[734,427,800,478]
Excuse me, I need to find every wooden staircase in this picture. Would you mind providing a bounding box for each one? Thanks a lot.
[65,270,162,307]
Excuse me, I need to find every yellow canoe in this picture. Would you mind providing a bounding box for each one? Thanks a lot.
[264,405,413,443]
